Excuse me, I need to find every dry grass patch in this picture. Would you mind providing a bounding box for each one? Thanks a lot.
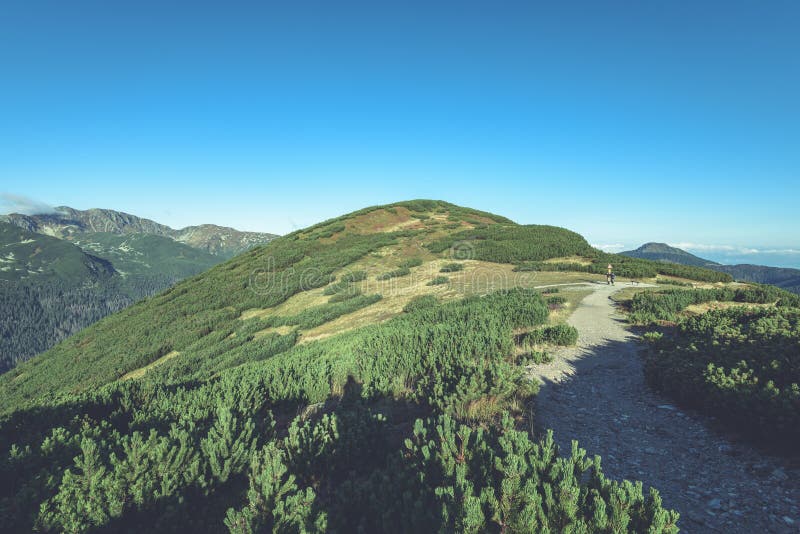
[239,286,330,320]
[684,301,774,315]
[345,207,422,234]
[254,325,296,339]
[121,350,180,380]
[542,256,594,266]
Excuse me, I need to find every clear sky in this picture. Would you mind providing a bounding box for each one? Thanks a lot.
[1,1,798,267]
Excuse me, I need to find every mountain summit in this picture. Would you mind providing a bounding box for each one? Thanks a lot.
[620,242,719,267]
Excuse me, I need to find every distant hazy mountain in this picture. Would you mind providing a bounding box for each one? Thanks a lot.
[620,242,719,267]
[711,264,800,295]
[621,242,800,295]
[4,206,278,257]
[0,207,277,373]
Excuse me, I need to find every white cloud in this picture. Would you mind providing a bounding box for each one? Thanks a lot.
[670,243,800,256]
[758,248,800,255]
[669,242,737,252]
[592,243,626,252]
[0,193,56,215]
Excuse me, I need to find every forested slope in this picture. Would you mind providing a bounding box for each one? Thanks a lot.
[0,223,220,372]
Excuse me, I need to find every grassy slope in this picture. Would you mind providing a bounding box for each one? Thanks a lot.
[71,232,220,278]
[0,200,730,413]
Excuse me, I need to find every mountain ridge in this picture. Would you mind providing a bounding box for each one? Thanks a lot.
[0,206,258,372]
[621,242,800,294]
[3,206,279,257]
[0,221,117,284]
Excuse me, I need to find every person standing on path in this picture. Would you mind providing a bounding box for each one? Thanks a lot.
[607,264,613,285]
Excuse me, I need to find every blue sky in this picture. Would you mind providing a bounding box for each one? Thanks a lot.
[1,1,798,267]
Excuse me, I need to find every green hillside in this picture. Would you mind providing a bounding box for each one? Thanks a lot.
[0,221,116,283]
[0,200,722,532]
[1,200,729,407]
[711,263,800,295]
[72,232,219,278]
[0,224,222,374]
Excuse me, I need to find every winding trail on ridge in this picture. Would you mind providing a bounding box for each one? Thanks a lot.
[530,282,800,533]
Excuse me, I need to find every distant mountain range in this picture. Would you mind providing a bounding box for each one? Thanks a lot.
[0,207,277,372]
[4,206,278,257]
[621,242,800,295]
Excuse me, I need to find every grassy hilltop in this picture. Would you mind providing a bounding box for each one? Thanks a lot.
[1,199,729,408]
[2,199,743,532]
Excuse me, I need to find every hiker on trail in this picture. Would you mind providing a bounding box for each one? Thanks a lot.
[611,272,616,285]
[607,264,613,285]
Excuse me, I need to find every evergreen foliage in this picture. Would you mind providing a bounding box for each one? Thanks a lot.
[377,267,411,280]
[399,258,423,269]
[327,288,363,303]
[427,225,594,263]
[0,201,702,531]
[643,307,800,452]
[514,254,731,283]
[629,285,800,324]
[439,262,464,272]
[402,294,439,313]
[518,324,579,347]
[0,288,679,532]
[339,270,367,283]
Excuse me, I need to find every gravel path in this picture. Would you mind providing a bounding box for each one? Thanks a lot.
[531,282,800,533]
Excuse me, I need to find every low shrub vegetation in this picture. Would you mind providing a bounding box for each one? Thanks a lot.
[514,253,732,283]
[517,351,554,365]
[340,270,367,283]
[439,262,464,272]
[0,288,678,532]
[377,267,411,280]
[629,285,800,324]
[328,288,363,303]
[0,201,687,532]
[643,306,800,453]
[399,258,423,269]
[402,294,439,313]
[519,324,579,347]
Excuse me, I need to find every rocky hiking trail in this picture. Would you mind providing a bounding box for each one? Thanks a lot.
[530,282,800,533]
